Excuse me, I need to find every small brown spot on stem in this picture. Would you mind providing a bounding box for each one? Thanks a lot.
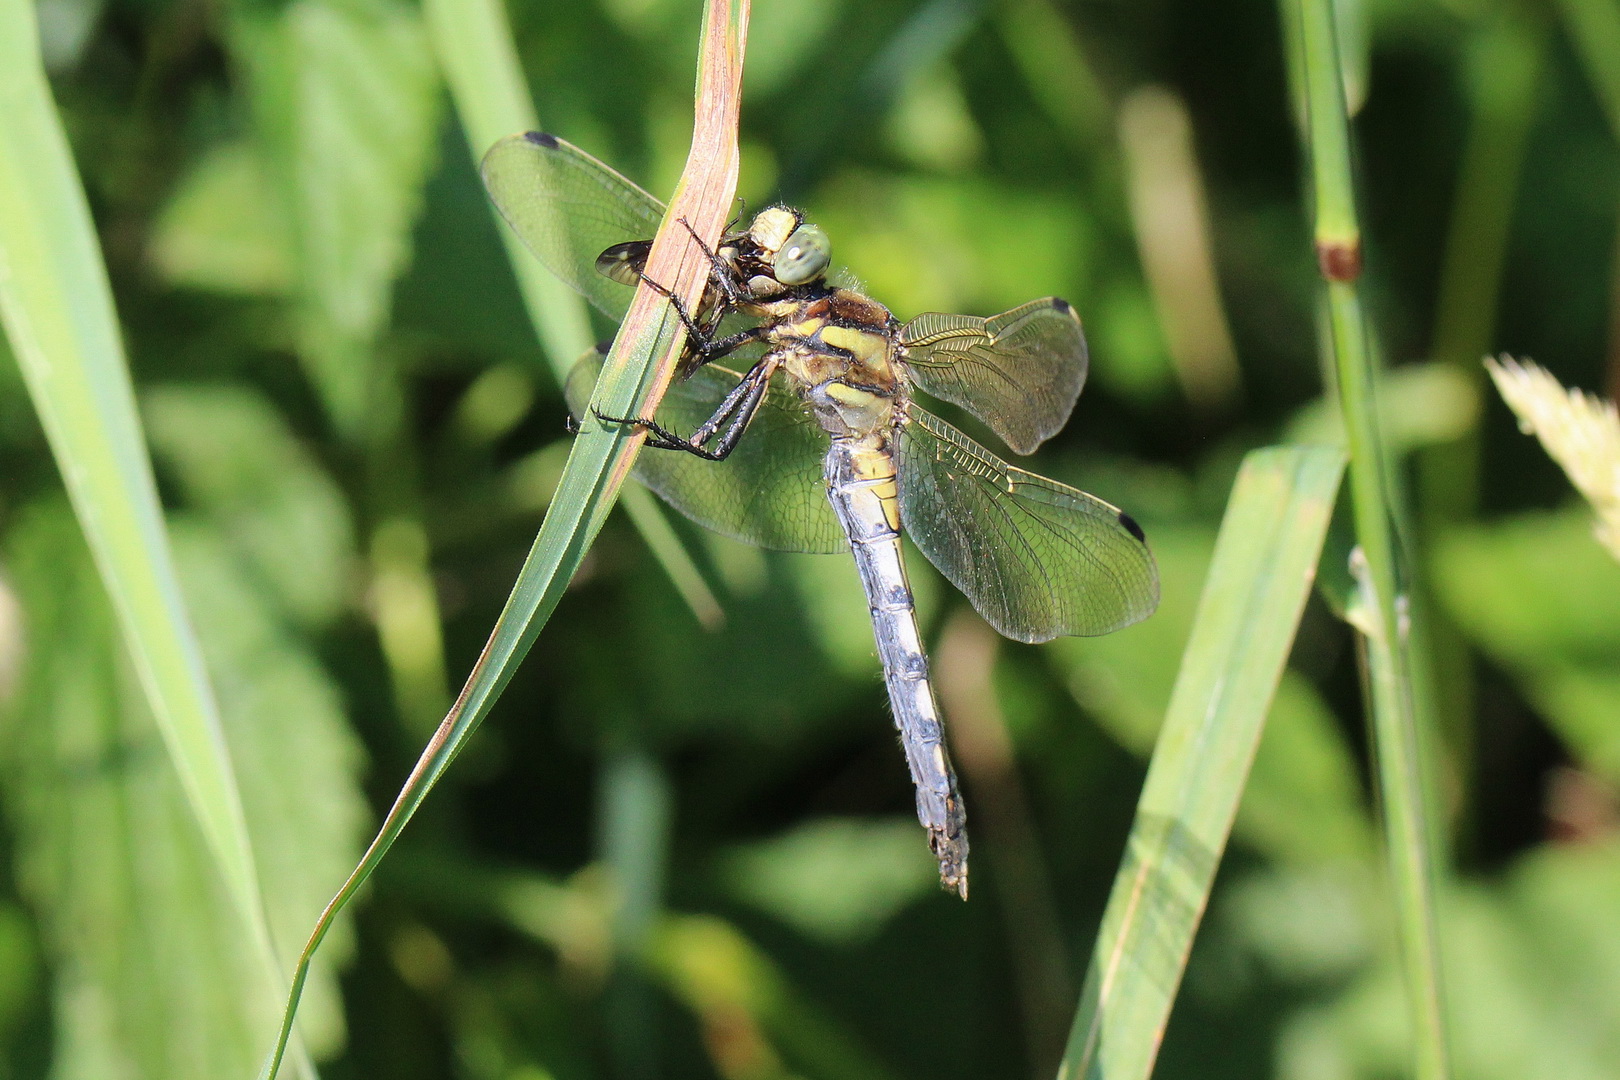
[1316,238,1362,282]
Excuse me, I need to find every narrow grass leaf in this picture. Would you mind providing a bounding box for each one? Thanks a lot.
[1557,0,1620,143]
[423,0,722,626]
[1288,0,1453,1074]
[1058,444,1344,1080]
[0,504,363,1076]
[421,0,591,374]
[0,1,293,1059]
[258,4,750,1075]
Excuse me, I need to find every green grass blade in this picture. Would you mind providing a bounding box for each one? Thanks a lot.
[1287,0,1453,1075]
[258,4,750,1076]
[1,503,364,1078]
[1557,0,1620,143]
[423,0,723,627]
[1058,445,1345,1080]
[619,484,726,629]
[422,0,591,375]
[0,1,297,1062]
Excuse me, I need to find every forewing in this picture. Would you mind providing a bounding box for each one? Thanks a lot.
[900,298,1088,455]
[481,133,664,323]
[897,409,1158,642]
[565,351,845,554]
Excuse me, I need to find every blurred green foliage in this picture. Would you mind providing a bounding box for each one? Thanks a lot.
[1,0,1619,1078]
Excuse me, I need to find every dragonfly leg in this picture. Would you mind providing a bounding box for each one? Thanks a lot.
[675,216,752,308]
[593,357,775,462]
[632,272,717,355]
[694,324,767,363]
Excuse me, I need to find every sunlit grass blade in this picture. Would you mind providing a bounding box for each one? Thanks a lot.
[1058,444,1344,1080]
[258,3,750,1076]
[1286,0,1453,1075]
[1,504,363,1078]
[422,0,723,628]
[0,2,299,1068]
[1557,0,1620,142]
[421,0,589,375]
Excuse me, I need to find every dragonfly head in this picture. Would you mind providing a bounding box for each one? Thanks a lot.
[773,223,831,285]
[746,206,831,290]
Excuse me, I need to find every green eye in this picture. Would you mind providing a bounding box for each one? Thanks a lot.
[772,225,830,285]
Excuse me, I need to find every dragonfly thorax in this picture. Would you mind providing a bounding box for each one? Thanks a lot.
[763,288,906,441]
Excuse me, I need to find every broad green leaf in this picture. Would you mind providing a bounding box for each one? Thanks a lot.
[148,141,293,296]
[422,0,591,376]
[0,0,288,1045]
[230,0,442,434]
[1433,508,1620,780]
[1059,444,1345,1080]
[1055,522,1368,866]
[719,817,937,943]
[144,384,355,628]
[0,504,363,1077]
[1232,669,1373,865]
[1267,842,1620,1080]
[167,525,366,1061]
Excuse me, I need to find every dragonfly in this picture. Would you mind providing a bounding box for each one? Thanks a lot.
[482,132,1160,898]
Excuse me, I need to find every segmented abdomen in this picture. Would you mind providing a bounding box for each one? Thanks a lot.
[823,438,969,897]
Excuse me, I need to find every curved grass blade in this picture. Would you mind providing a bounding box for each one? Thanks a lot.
[0,4,304,1071]
[423,0,722,626]
[1058,445,1344,1080]
[258,3,751,1076]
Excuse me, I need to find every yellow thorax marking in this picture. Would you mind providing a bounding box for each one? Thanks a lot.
[820,325,892,370]
[823,382,877,407]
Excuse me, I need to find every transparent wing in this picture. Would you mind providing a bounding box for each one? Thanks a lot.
[481,133,664,323]
[900,297,1088,456]
[565,351,845,554]
[897,409,1158,642]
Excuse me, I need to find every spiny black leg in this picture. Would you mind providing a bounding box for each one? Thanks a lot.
[676,217,751,308]
[628,269,766,368]
[592,359,755,449]
[633,271,713,348]
[695,324,768,364]
[591,359,774,462]
[592,410,744,460]
[686,368,772,461]
[596,361,758,450]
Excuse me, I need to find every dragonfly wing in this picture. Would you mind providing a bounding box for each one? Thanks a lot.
[481,133,665,324]
[565,351,846,554]
[900,298,1088,455]
[897,408,1158,642]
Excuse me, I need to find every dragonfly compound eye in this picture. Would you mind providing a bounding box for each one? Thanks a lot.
[773,224,831,285]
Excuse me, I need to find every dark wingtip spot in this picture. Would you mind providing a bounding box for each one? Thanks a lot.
[526,131,559,148]
[595,339,614,355]
[1119,511,1146,543]
[1052,297,1072,315]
